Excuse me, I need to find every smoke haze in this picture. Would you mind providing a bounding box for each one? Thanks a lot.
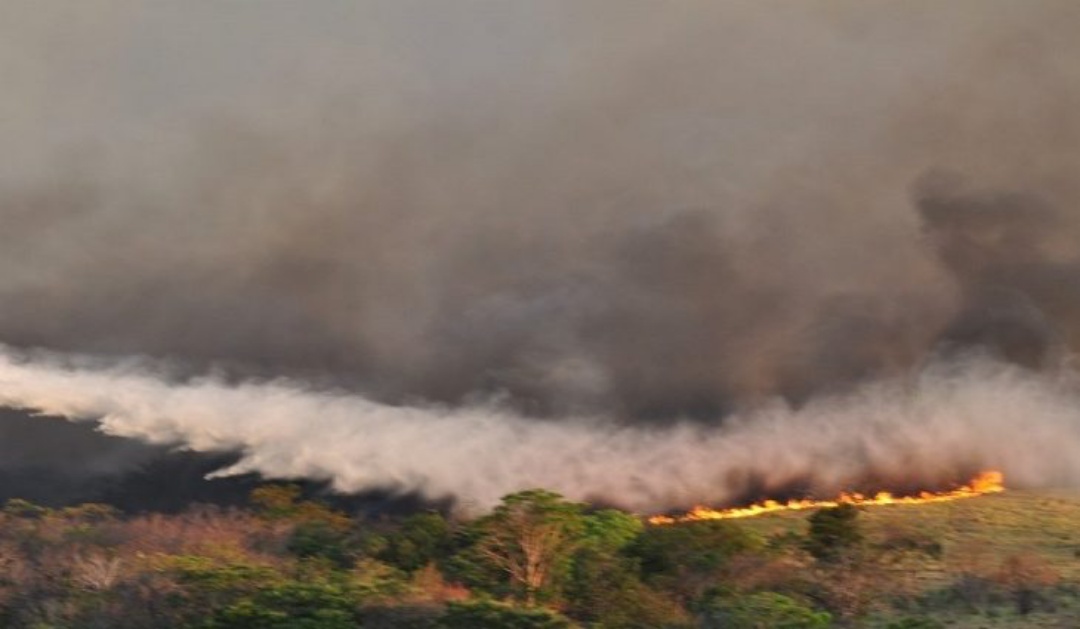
[1,1,1079,509]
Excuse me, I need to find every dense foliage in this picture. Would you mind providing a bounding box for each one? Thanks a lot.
[0,488,1072,628]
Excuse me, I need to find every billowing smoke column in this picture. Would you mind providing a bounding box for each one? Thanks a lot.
[1,2,1079,508]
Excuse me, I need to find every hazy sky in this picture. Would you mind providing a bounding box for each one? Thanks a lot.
[4,0,1079,408]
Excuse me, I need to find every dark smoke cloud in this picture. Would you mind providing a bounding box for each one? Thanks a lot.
[1,1,1079,506]
[917,174,1080,369]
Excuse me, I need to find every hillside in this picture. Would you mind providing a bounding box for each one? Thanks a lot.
[734,489,1080,627]
[0,486,1077,628]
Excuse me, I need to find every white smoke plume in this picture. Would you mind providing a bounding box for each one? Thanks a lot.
[1,345,1077,513]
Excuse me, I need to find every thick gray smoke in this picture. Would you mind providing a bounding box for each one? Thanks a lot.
[1,2,1079,507]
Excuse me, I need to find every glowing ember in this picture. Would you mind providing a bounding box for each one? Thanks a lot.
[648,470,1005,525]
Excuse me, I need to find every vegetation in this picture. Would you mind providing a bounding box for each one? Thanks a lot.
[0,487,1075,627]
[803,503,863,563]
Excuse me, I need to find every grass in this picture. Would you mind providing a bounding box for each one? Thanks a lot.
[732,489,1080,627]
[739,489,1080,578]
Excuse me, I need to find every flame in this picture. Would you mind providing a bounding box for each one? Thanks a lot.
[648,470,1005,525]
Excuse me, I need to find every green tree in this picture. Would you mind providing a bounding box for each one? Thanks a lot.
[568,548,691,628]
[630,520,763,602]
[153,555,284,627]
[251,484,306,519]
[207,579,360,629]
[251,484,358,567]
[287,521,355,568]
[803,504,862,563]
[443,524,508,598]
[564,508,690,627]
[579,509,643,553]
[471,490,586,606]
[250,485,353,531]
[380,512,453,573]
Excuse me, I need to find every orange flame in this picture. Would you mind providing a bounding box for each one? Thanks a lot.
[648,470,1005,525]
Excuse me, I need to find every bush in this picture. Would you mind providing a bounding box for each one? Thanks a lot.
[885,618,944,629]
[379,512,453,573]
[803,504,862,563]
[207,579,360,629]
[630,520,763,601]
[567,549,691,628]
[701,592,831,629]
[287,521,356,568]
[438,600,572,629]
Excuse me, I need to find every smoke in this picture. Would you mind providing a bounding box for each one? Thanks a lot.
[1,2,1080,507]
[0,345,1077,512]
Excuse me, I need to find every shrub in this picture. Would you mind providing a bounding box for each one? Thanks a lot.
[438,599,572,629]
[207,579,360,629]
[701,592,831,629]
[630,520,763,601]
[803,504,862,563]
[885,618,944,629]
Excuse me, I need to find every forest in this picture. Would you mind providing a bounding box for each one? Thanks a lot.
[0,484,1076,628]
